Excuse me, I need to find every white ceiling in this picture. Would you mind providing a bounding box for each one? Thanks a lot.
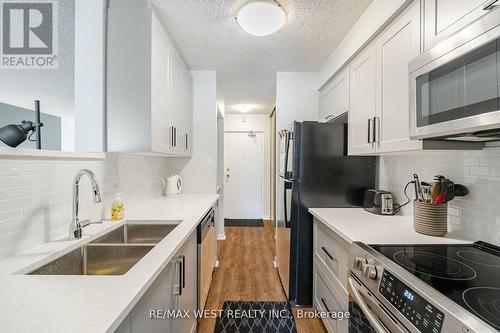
[153,0,372,114]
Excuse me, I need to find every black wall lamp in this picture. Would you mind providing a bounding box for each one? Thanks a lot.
[0,100,44,149]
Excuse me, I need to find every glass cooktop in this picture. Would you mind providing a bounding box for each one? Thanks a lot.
[370,241,500,331]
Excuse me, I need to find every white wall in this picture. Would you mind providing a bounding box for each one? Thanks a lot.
[0,153,169,260]
[224,114,272,219]
[276,72,319,131]
[169,71,218,194]
[318,0,410,88]
[379,148,500,246]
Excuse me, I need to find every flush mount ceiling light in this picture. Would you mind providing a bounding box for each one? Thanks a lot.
[237,104,251,113]
[236,0,286,37]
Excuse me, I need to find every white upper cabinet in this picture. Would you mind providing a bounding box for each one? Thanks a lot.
[423,0,494,51]
[107,0,192,156]
[376,0,422,153]
[348,44,377,155]
[348,1,422,156]
[318,66,349,123]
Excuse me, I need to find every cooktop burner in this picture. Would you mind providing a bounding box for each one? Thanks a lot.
[370,241,500,332]
[394,250,477,280]
[457,250,500,267]
[463,287,500,330]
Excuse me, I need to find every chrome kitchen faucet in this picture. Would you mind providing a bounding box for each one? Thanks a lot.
[69,169,103,240]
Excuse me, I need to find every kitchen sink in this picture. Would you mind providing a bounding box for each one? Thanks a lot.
[29,244,154,275]
[90,222,179,244]
[27,222,180,275]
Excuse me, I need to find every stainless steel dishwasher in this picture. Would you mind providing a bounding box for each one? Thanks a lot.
[197,207,215,312]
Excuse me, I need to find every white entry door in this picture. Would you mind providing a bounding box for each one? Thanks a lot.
[224,132,263,219]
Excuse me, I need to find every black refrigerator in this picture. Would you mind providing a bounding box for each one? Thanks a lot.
[276,120,375,306]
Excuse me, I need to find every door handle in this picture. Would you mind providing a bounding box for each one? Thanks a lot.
[373,117,380,144]
[348,277,389,333]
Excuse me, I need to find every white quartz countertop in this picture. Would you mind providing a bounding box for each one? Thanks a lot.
[309,208,472,245]
[0,193,218,333]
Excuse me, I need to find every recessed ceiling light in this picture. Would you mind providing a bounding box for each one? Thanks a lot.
[236,0,286,37]
[237,104,251,113]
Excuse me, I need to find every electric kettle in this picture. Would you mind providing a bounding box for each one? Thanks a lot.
[166,175,182,196]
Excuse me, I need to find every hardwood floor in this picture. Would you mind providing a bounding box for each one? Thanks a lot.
[197,220,327,333]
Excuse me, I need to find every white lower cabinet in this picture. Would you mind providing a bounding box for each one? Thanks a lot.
[314,261,348,333]
[117,231,197,333]
[313,218,349,333]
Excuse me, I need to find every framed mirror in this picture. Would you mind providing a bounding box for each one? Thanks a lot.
[0,0,105,156]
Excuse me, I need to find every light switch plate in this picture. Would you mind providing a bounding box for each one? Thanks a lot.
[207,156,215,167]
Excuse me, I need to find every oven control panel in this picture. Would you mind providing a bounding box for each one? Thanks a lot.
[379,270,444,333]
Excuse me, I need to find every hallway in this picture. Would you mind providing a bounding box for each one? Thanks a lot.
[197,221,327,333]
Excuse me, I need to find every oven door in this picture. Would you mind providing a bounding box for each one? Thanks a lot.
[348,273,406,333]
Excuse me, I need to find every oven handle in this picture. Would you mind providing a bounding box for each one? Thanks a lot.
[348,277,389,333]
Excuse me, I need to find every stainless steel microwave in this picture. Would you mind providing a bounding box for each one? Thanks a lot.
[409,9,500,142]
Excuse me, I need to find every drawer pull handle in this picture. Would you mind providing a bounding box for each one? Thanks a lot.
[321,246,337,261]
[321,298,331,313]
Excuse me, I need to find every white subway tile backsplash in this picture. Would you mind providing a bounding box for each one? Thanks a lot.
[380,147,500,245]
[0,153,170,260]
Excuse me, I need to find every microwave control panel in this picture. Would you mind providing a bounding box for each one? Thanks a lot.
[379,270,444,333]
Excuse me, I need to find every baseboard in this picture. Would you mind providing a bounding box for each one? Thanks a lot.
[217,233,226,240]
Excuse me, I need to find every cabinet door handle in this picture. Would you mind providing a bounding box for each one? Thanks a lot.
[171,126,174,148]
[175,255,185,296]
[367,119,373,144]
[174,127,177,147]
[185,133,188,151]
[321,298,331,313]
[483,0,499,10]
[324,114,333,121]
[374,117,380,144]
[181,255,185,290]
[321,246,337,261]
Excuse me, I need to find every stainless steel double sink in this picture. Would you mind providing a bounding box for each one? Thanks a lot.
[28,222,179,276]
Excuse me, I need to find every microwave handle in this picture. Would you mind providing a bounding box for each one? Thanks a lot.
[348,277,389,333]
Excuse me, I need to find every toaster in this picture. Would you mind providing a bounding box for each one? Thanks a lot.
[363,189,394,215]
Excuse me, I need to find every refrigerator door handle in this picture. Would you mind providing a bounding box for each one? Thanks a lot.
[284,180,292,228]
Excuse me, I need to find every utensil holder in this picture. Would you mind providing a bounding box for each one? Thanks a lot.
[413,201,448,236]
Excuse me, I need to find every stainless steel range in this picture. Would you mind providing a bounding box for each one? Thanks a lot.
[348,241,500,333]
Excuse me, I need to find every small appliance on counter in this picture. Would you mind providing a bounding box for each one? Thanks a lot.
[166,175,183,196]
[363,189,394,215]
[348,241,500,333]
